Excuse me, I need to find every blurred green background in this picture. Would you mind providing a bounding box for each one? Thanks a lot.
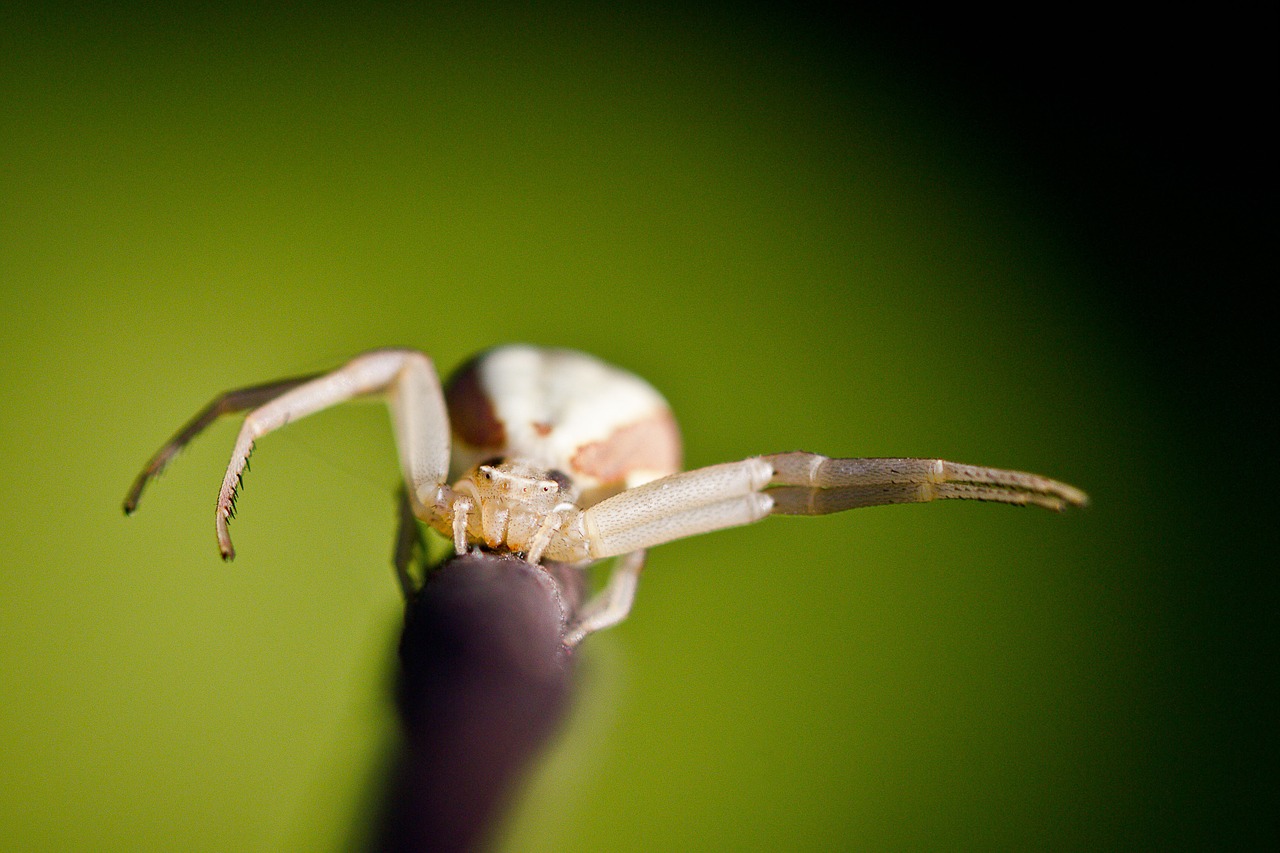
[1,4,1266,850]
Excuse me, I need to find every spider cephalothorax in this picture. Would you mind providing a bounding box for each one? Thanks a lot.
[445,458,581,561]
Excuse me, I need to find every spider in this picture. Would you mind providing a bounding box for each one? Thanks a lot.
[124,345,1087,647]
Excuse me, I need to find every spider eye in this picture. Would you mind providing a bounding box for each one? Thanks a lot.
[546,469,573,490]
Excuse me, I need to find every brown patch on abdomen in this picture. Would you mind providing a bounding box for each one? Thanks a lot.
[571,409,682,485]
[444,355,506,449]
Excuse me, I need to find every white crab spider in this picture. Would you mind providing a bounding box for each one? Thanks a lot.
[125,345,1087,647]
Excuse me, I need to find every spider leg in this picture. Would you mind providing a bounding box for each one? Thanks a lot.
[562,550,646,648]
[213,349,453,559]
[763,452,1089,514]
[123,374,321,515]
[393,488,428,602]
[127,348,453,560]
[577,460,775,558]
[575,453,1086,558]
[525,502,578,565]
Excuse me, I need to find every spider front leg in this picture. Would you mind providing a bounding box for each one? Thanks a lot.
[574,453,1087,559]
[126,348,454,560]
[576,460,778,558]
[762,452,1089,514]
[123,373,323,514]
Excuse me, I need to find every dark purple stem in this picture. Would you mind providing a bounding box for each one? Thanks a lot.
[375,553,584,852]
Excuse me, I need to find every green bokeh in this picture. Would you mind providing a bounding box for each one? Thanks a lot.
[1,6,1254,851]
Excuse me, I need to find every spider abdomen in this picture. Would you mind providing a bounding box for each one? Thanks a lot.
[444,345,682,508]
